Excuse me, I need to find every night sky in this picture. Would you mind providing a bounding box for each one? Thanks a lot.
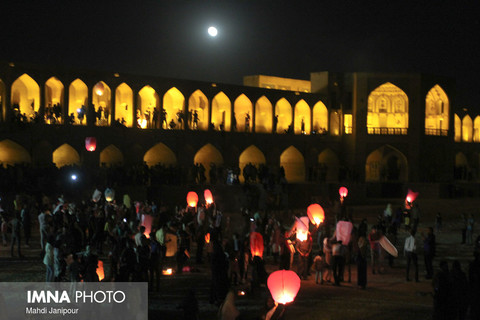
[1,1,479,110]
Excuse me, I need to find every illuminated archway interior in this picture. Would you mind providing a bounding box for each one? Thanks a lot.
[92,81,111,126]
[275,98,292,133]
[255,96,272,133]
[234,94,253,132]
[454,114,461,142]
[163,87,185,130]
[330,111,340,136]
[52,143,80,168]
[318,149,339,182]
[45,77,64,124]
[365,145,408,182]
[280,146,305,182]
[474,116,480,143]
[68,79,88,125]
[294,100,311,135]
[11,73,40,121]
[188,90,209,131]
[100,145,124,167]
[313,101,328,134]
[425,85,449,135]
[143,143,177,167]
[0,139,31,167]
[211,92,231,131]
[115,83,133,127]
[194,143,224,182]
[239,145,266,182]
[138,86,159,129]
[367,82,408,134]
[462,115,473,142]
[0,80,6,122]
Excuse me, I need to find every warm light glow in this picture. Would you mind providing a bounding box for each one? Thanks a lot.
[267,270,301,305]
[96,260,105,281]
[85,137,97,152]
[205,233,210,244]
[280,146,305,182]
[307,204,325,226]
[162,268,173,276]
[141,214,153,238]
[204,189,214,204]
[94,82,104,96]
[339,186,348,198]
[187,191,199,207]
[250,232,264,258]
[105,188,115,202]
[208,26,218,37]
[53,143,80,168]
[406,189,419,203]
[296,230,308,241]
[425,85,449,135]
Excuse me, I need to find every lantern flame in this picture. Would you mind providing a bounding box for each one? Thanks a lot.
[205,233,210,244]
[296,230,308,242]
[162,268,173,276]
[186,191,198,207]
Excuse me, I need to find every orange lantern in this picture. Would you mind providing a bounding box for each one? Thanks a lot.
[267,270,301,304]
[204,189,214,205]
[85,137,97,152]
[96,260,105,281]
[205,233,210,244]
[295,217,309,241]
[307,204,325,226]
[250,232,264,258]
[186,191,198,207]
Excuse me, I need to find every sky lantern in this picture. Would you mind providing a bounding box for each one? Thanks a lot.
[92,189,102,203]
[94,82,104,96]
[85,137,97,152]
[406,189,419,204]
[307,204,325,226]
[295,217,309,241]
[104,188,115,202]
[204,189,214,205]
[96,260,105,281]
[339,186,348,204]
[141,214,153,238]
[336,221,353,245]
[162,268,173,276]
[250,231,264,258]
[205,233,210,244]
[267,270,301,304]
[186,191,198,207]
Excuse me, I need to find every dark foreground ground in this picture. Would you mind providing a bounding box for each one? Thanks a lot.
[0,198,478,320]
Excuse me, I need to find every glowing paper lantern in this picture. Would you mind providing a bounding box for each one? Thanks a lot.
[339,186,348,198]
[250,231,264,258]
[307,204,325,225]
[104,188,115,202]
[162,268,173,276]
[85,137,97,152]
[406,189,419,204]
[204,189,214,205]
[267,270,301,304]
[336,221,353,245]
[205,233,210,244]
[94,82,104,96]
[96,260,105,281]
[295,217,309,241]
[186,191,198,207]
[141,214,153,238]
[92,189,102,203]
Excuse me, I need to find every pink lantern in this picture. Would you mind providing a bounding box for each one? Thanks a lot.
[204,189,214,205]
[406,189,419,204]
[295,217,309,241]
[85,137,97,152]
[186,191,198,207]
[307,204,325,225]
[267,270,301,304]
[250,231,264,258]
[336,221,353,245]
[339,186,348,198]
[141,214,153,238]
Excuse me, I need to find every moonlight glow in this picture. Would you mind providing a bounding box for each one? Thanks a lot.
[208,26,218,37]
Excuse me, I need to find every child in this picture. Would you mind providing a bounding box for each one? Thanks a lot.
[313,251,326,284]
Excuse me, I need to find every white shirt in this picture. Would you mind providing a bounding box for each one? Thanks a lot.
[404,235,416,253]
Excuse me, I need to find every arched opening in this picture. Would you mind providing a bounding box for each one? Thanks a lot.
[312,101,328,134]
[163,87,185,130]
[454,114,461,142]
[425,85,449,135]
[474,116,480,143]
[239,145,266,183]
[367,82,409,134]
[144,143,177,167]
[138,86,159,129]
[294,100,311,135]
[115,83,133,127]
[280,146,305,182]
[255,96,272,133]
[455,152,469,180]
[92,81,111,126]
[0,139,31,167]
[53,144,80,168]
[318,149,339,182]
[0,79,6,122]
[234,94,253,132]
[462,115,473,142]
[365,145,408,182]
[188,90,209,131]
[330,111,340,136]
[100,145,124,167]
[45,77,64,124]
[211,92,231,131]
[275,98,292,134]
[68,79,88,125]
[193,143,224,183]
[11,73,40,122]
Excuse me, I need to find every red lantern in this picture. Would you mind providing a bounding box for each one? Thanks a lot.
[339,186,348,198]
[267,270,301,304]
[186,191,198,207]
[204,189,214,205]
[85,137,96,152]
[96,260,105,281]
[307,204,325,226]
[406,189,419,204]
[250,231,264,258]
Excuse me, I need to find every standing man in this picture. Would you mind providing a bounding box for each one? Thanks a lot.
[38,208,50,252]
[21,204,31,247]
[422,227,436,279]
[9,212,22,257]
[296,232,312,280]
[404,228,419,282]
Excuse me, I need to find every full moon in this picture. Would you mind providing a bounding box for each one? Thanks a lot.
[208,26,218,37]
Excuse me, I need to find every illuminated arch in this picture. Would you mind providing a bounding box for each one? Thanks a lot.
[318,149,339,182]
[163,87,185,130]
[100,145,124,167]
[194,143,224,182]
[188,90,209,131]
[280,146,305,182]
[275,98,292,133]
[0,79,6,122]
[462,115,473,142]
[365,145,408,182]
[312,101,328,134]
[367,82,408,134]
[144,143,177,167]
[294,100,311,135]
[0,139,31,167]
[239,145,266,182]
[233,94,253,132]
[11,73,40,121]
[330,111,340,136]
[255,96,272,133]
[68,79,88,125]
[52,144,80,168]
[474,116,480,143]
[92,81,111,126]
[138,86,159,129]
[211,92,231,131]
[425,85,449,135]
[115,83,133,127]
[454,114,461,142]
[45,77,64,124]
